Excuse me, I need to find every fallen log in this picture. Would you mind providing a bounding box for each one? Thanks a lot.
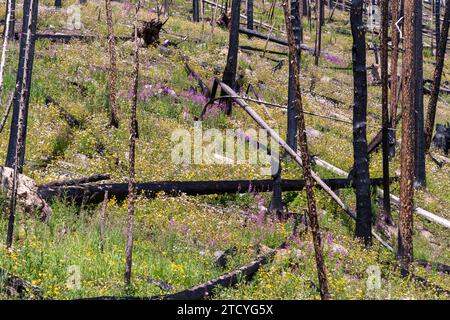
[15,32,132,43]
[180,55,211,98]
[0,268,44,299]
[45,96,81,128]
[37,178,389,205]
[416,260,450,274]
[38,174,111,189]
[239,45,288,56]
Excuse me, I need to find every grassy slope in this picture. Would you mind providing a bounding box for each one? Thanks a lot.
[0,0,448,299]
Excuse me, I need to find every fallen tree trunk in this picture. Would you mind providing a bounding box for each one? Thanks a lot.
[15,32,132,43]
[0,268,43,298]
[181,55,211,98]
[38,173,111,189]
[45,96,81,128]
[37,178,389,205]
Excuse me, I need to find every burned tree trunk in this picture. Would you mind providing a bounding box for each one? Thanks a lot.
[414,1,426,188]
[380,0,392,224]
[350,0,372,246]
[5,0,38,172]
[6,0,36,249]
[0,0,13,101]
[5,0,15,40]
[124,0,140,290]
[193,0,200,22]
[287,0,302,153]
[247,0,254,30]
[389,0,400,151]
[55,0,61,8]
[283,0,330,300]
[435,0,441,55]
[398,0,416,277]
[314,0,322,65]
[425,2,450,151]
[105,0,119,128]
[221,0,241,115]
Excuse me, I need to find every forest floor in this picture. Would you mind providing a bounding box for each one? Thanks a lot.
[0,0,449,299]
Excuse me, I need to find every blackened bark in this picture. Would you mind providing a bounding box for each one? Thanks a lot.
[389,0,400,135]
[425,2,449,151]
[398,0,416,276]
[350,0,372,246]
[283,0,330,300]
[287,0,302,153]
[380,0,392,224]
[247,0,254,30]
[314,0,322,65]
[5,0,15,40]
[193,0,200,22]
[5,0,38,172]
[435,0,441,55]
[55,0,62,8]
[414,1,426,188]
[221,0,240,115]
[6,0,36,249]
[106,0,119,128]
[125,0,140,290]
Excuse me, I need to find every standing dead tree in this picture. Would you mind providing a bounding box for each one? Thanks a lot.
[6,0,37,249]
[0,0,13,104]
[105,0,119,128]
[379,0,392,224]
[221,0,241,115]
[287,0,302,153]
[283,0,330,300]
[193,0,200,22]
[389,0,400,152]
[414,1,426,189]
[314,0,323,65]
[5,0,38,172]
[434,0,441,55]
[425,2,450,152]
[350,0,372,246]
[247,0,254,30]
[124,0,140,290]
[4,0,15,40]
[398,0,416,277]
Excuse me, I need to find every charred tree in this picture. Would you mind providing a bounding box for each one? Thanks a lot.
[425,2,450,152]
[193,0,200,22]
[100,190,108,252]
[105,0,119,128]
[283,0,330,300]
[350,0,372,246]
[221,0,240,115]
[124,0,140,290]
[414,1,426,188]
[6,0,36,249]
[314,0,322,65]
[5,0,15,40]
[5,0,38,173]
[55,0,62,8]
[398,0,416,276]
[389,0,400,150]
[435,0,440,55]
[247,0,254,30]
[287,0,302,153]
[380,0,392,224]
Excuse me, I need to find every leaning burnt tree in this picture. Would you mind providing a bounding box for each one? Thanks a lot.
[283,0,330,300]
[379,0,392,224]
[286,0,302,153]
[425,2,450,152]
[105,0,120,128]
[221,0,241,115]
[414,1,426,188]
[389,0,400,146]
[124,0,141,290]
[398,0,416,276]
[6,0,38,249]
[5,0,38,172]
[434,0,440,55]
[350,0,372,246]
